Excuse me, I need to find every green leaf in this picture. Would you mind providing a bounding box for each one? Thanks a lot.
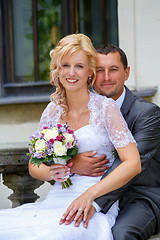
[60,156,70,161]
[67,147,78,156]
[30,157,44,167]
[26,153,31,156]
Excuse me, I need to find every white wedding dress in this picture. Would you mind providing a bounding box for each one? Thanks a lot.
[0,92,135,240]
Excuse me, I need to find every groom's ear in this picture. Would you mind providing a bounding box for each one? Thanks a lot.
[125,66,130,82]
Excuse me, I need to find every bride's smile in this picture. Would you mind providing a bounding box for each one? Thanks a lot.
[66,78,79,83]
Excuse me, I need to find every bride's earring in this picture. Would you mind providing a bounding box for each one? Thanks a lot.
[54,74,59,85]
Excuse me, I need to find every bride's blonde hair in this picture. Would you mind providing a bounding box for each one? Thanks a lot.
[50,33,97,115]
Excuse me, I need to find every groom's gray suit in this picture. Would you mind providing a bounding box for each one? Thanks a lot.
[95,86,160,239]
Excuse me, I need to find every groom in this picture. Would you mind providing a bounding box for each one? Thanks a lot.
[62,44,160,239]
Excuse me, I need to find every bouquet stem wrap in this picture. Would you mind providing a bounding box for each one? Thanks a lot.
[53,158,72,188]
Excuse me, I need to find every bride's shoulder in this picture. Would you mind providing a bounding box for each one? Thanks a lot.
[89,91,116,106]
[45,100,58,111]
[41,101,62,118]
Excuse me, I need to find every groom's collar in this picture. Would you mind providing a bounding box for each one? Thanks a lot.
[115,88,126,109]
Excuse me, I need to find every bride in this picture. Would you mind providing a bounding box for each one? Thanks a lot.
[0,33,141,240]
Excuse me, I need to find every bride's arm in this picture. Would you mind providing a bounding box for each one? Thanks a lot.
[28,161,72,182]
[60,142,141,226]
[28,101,73,182]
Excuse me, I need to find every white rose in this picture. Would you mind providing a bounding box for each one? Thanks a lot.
[35,139,46,153]
[63,133,74,143]
[43,128,58,141]
[53,141,67,156]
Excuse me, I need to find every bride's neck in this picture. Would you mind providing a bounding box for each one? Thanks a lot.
[66,90,89,113]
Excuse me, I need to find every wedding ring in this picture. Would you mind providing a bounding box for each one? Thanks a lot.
[78,208,83,212]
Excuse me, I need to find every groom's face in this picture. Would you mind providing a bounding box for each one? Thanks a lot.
[94,52,130,101]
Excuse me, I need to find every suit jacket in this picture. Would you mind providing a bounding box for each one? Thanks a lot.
[95,87,160,233]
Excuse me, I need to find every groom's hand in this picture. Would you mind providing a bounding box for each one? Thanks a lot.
[68,151,109,177]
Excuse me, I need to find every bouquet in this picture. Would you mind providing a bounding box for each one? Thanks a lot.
[27,123,78,188]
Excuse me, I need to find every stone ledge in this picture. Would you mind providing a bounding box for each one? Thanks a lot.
[0,142,29,171]
[0,87,158,105]
[132,87,157,97]
[0,142,28,151]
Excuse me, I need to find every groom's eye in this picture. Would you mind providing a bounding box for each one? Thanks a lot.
[76,64,83,68]
[96,68,104,72]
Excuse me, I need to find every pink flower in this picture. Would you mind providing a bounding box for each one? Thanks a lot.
[43,126,48,129]
[61,135,66,140]
[68,129,74,134]
[57,124,62,128]
[67,142,73,148]
[49,138,54,144]
[56,135,62,141]
[73,134,76,140]
[75,139,78,146]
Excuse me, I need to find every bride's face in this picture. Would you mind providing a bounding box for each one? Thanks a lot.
[58,50,92,92]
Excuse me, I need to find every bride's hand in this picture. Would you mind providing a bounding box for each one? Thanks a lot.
[50,162,72,182]
[59,205,96,228]
[60,189,94,224]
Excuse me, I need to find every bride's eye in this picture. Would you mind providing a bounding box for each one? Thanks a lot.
[62,64,70,68]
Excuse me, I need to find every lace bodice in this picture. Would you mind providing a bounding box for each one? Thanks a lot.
[38,92,135,166]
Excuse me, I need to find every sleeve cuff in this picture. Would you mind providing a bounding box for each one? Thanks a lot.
[92,201,101,212]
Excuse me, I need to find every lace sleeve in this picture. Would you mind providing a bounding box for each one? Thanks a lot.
[38,102,63,131]
[103,98,136,149]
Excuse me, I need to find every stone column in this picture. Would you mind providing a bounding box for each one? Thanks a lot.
[2,168,43,208]
[0,144,44,208]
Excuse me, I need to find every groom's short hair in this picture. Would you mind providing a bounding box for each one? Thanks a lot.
[96,44,128,70]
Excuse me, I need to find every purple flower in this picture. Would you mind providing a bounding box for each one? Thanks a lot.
[59,126,67,134]
[46,148,53,155]
[46,141,52,148]
[34,132,41,139]
[33,152,42,159]
[29,146,33,154]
